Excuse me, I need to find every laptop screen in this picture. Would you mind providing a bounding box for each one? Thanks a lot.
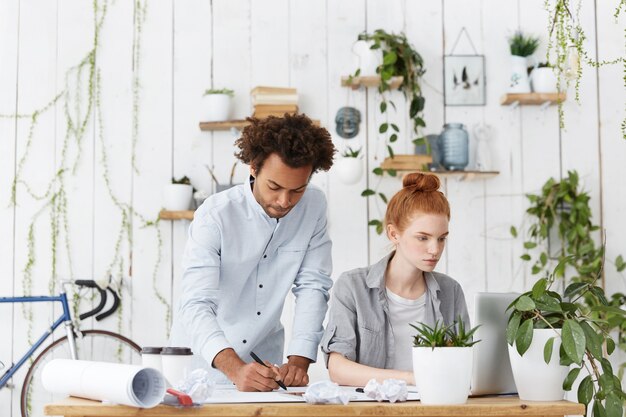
[470,292,520,396]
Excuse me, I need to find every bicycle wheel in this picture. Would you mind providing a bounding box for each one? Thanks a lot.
[20,329,141,417]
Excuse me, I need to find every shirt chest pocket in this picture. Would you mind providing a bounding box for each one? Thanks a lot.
[277,246,307,262]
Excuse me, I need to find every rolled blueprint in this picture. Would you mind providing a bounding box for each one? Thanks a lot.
[42,359,165,408]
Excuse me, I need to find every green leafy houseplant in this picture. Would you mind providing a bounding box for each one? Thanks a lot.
[203,88,234,96]
[510,170,626,377]
[506,259,626,417]
[508,31,540,57]
[355,29,426,234]
[411,317,481,349]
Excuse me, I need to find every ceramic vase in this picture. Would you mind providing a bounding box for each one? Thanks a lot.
[508,55,531,93]
[412,346,473,405]
[204,94,232,122]
[508,329,569,401]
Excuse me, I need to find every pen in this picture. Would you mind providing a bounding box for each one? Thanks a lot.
[249,351,287,390]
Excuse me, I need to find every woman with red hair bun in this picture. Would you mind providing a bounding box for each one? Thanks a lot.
[321,173,470,387]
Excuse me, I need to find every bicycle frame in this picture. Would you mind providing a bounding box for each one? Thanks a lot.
[0,292,77,389]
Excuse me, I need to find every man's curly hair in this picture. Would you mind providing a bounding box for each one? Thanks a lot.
[234,113,336,174]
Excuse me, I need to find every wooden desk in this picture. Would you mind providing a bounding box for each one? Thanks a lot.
[45,396,584,417]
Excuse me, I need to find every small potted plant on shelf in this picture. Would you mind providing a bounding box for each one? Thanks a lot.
[203,88,234,122]
[163,176,193,211]
[529,62,558,93]
[411,318,480,405]
[334,146,363,185]
[507,31,540,93]
[506,259,626,416]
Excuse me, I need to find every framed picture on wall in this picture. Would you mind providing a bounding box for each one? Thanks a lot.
[444,55,486,106]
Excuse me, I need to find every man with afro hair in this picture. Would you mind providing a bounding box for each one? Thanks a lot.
[170,114,336,391]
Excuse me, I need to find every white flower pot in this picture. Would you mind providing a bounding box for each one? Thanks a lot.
[163,184,193,211]
[508,55,531,93]
[334,158,363,185]
[412,347,472,405]
[352,40,382,76]
[530,67,558,93]
[204,94,232,122]
[508,328,569,401]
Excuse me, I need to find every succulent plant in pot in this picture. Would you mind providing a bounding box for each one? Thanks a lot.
[411,318,480,405]
[203,88,235,122]
[506,257,626,416]
[334,146,363,185]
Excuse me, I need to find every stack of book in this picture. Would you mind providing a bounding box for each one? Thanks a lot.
[251,86,298,119]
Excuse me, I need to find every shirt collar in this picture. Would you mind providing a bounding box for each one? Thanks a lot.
[244,175,274,221]
[366,251,442,295]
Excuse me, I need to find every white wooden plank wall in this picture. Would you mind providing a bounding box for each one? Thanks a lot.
[0,1,624,414]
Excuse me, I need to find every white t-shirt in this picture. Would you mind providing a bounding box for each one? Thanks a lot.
[385,288,426,372]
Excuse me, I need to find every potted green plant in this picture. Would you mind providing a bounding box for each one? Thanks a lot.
[507,31,540,93]
[334,146,363,185]
[355,30,426,234]
[203,88,234,122]
[510,170,626,380]
[506,259,626,415]
[411,318,480,405]
[529,62,558,93]
[163,176,193,211]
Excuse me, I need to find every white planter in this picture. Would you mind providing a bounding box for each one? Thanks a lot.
[352,40,382,76]
[204,94,232,122]
[412,347,472,405]
[163,184,193,211]
[530,67,558,93]
[334,158,363,185]
[508,328,569,401]
[508,55,531,93]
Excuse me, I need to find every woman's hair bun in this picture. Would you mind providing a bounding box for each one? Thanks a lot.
[402,172,440,192]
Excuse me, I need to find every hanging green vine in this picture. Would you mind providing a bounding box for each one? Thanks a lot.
[1,0,170,342]
[355,30,426,235]
[545,0,625,137]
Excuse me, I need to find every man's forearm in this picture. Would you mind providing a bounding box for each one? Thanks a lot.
[213,348,246,380]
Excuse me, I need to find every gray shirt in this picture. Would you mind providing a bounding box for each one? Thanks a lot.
[320,252,470,369]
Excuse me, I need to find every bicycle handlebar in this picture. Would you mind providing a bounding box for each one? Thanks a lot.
[75,279,120,322]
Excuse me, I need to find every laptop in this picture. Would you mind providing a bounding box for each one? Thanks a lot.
[470,292,520,396]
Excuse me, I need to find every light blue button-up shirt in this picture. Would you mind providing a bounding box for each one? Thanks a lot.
[170,179,333,383]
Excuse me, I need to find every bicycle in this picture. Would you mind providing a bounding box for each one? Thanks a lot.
[0,280,142,417]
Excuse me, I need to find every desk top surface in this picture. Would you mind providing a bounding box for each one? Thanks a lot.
[45,396,585,417]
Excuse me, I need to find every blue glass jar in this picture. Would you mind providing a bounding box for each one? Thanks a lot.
[439,123,469,171]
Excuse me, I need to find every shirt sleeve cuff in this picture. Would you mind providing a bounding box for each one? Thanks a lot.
[286,338,319,363]
[201,336,233,368]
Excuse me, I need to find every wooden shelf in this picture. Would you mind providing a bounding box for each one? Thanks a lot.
[200,119,320,131]
[341,75,404,90]
[380,156,498,181]
[199,120,250,131]
[387,169,499,181]
[159,210,194,220]
[500,92,566,106]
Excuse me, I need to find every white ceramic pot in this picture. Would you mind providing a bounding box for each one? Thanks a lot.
[352,40,382,76]
[163,184,192,211]
[530,67,558,93]
[508,328,569,401]
[334,158,363,185]
[508,55,531,93]
[412,347,473,405]
[204,94,232,122]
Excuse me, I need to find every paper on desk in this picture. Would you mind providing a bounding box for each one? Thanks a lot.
[201,385,419,403]
[42,359,166,408]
